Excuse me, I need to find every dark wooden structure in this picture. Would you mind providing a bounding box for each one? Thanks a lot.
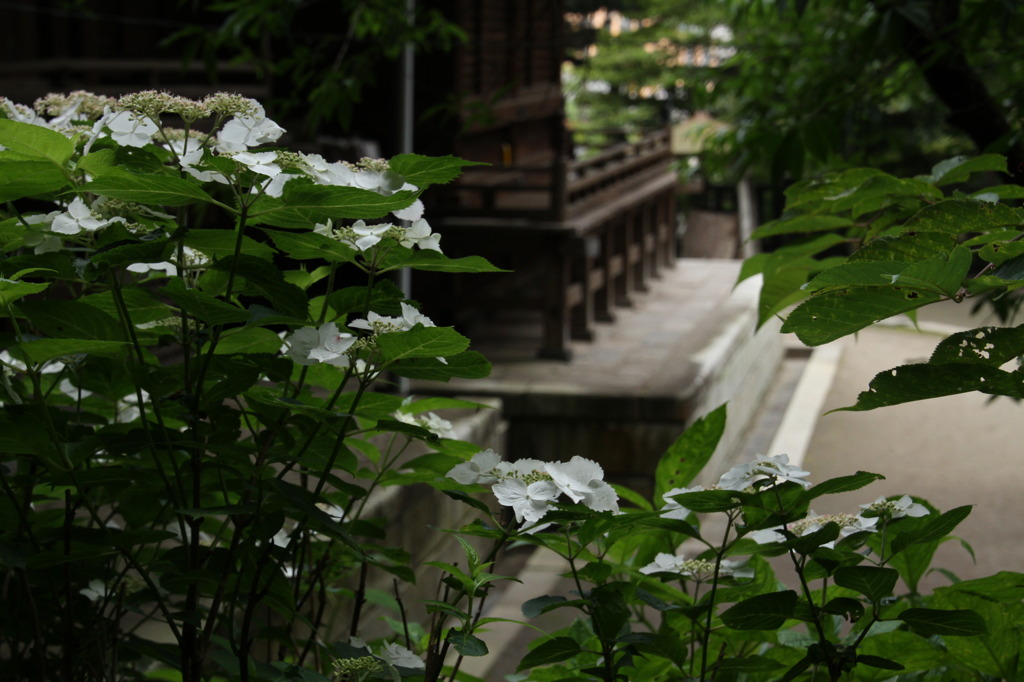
[0,0,679,360]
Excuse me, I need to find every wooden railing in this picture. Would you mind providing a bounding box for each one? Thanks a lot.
[427,128,679,360]
[436,128,673,221]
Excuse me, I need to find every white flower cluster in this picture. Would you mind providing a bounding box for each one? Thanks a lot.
[659,452,811,520]
[3,91,435,253]
[282,303,444,370]
[447,450,619,527]
[347,637,424,671]
[314,217,442,253]
[747,511,878,547]
[639,553,750,582]
[392,408,456,439]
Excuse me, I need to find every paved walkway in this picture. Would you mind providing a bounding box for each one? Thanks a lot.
[778,301,1024,585]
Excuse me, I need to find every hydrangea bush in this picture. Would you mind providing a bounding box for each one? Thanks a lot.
[0,92,1020,682]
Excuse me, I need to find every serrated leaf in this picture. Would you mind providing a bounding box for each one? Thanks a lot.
[0,277,50,307]
[82,174,219,207]
[0,155,71,201]
[653,403,726,501]
[376,326,469,362]
[720,590,798,630]
[19,338,129,363]
[447,629,488,657]
[891,505,972,555]
[751,214,854,239]
[0,118,74,165]
[162,278,250,325]
[16,298,125,340]
[260,228,358,263]
[783,287,942,346]
[898,608,987,636]
[389,154,485,188]
[833,565,898,602]
[522,595,568,618]
[838,362,1024,411]
[377,249,506,273]
[929,154,1008,185]
[516,636,582,671]
[213,326,284,355]
[250,185,419,227]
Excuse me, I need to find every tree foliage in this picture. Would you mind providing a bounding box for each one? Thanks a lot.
[567,0,1024,183]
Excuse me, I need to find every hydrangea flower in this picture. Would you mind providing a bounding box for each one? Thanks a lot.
[216,102,285,152]
[399,218,442,252]
[106,110,159,148]
[545,456,619,513]
[50,197,123,235]
[283,323,356,367]
[718,453,811,491]
[446,448,502,485]
[445,452,620,528]
[392,409,456,439]
[492,477,561,525]
[860,495,928,521]
[639,553,748,581]
[748,511,877,547]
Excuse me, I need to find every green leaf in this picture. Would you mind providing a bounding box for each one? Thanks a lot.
[751,214,856,240]
[898,608,987,636]
[653,403,726,501]
[82,174,219,207]
[901,198,1022,235]
[377,248,506,273]
[833,565,898,602]
[0,118,74,165]
[184,230,276,260]
[522,595,568,618]
[161,278,250,326]
[211,255,307,317]
[447,628,488,657]
[16,298,124,340]
[802,471,884,501]
[838,362,1024,411]
[389,154,484,188]
[376,326,470,362]
[261,228,358,263]
[18,338,129,363]
[856,654,905,671]
[249,185,419,227]
[0,154,70,201]
[891,505,972,555]
[517,636,582,671]
[388,351,492,380]
[720,590,798,630]
[928,154,1008,186]
[782,287,942,346]
[213,326,284,355]
[0,276,50,307]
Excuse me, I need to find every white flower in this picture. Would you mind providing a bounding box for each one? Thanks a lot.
[79,579,108,602]
[640,553,748,581]
[492,478,560,525]
[217,108,285,152]
[718,453,811,491]
[446,448,503,485]
[106,111,159,148]
[349,303,436,335]
[378,642,425,670]
[660,485,706,520]
[392,197,425,222]
[283,323,356,367]
[860,495,928,521]
[348,220,392,251]
[233,150,281,178]
[262,172,299,197]
[400,218,442,252]
[748,512,878,547]
[116,389,150,423]
[393,409,456,439]
[50,197,120,235]
[545,456,618,513]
